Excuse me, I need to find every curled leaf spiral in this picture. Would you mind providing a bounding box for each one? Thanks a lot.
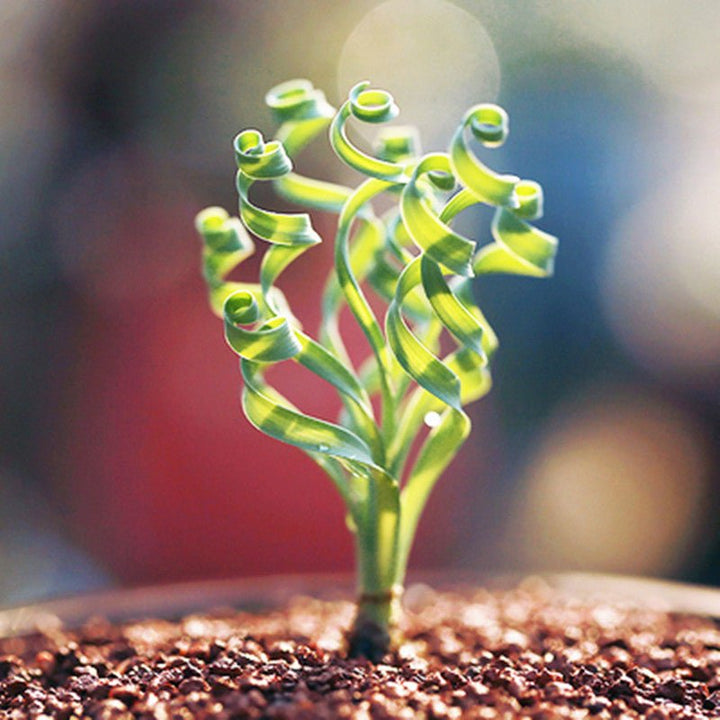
[195,79,558,601]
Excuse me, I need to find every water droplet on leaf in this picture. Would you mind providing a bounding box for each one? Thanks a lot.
[424,411,442,428]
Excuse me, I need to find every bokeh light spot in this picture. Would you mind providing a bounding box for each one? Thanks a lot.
[603,154,720,386]
[506,387,712,576]
[337,0,500,149]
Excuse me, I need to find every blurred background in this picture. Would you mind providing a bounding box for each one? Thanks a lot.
[1,0,719,606]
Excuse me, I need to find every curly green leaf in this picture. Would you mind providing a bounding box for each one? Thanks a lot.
[265,79,354,214]
[329,82,407,181]
[401,154,476,277]
[386,256,462,411]
[240,359,375,466]
[474,180,558,277]
[450,104,519,207]
[420,255,486,359]
[223,292,300,363]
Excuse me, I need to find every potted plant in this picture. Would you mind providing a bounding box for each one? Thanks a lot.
[194,78,557,661]
[3,80,720,719]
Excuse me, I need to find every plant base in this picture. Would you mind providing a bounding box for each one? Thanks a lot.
[346,615,392,661]
[346,585,404,660]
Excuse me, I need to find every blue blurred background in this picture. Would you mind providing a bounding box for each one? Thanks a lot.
[1,0,719,605]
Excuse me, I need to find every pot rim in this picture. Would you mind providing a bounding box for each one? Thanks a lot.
[1,571,720,639]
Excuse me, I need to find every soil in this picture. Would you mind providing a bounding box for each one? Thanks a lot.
[2,579,720,719]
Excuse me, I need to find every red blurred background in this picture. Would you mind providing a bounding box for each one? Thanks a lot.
[1,1,719,604]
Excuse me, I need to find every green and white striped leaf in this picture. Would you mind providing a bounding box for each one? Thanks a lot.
[195,81,558,605]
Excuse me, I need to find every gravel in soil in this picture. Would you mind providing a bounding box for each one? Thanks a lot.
[2,580,720,718]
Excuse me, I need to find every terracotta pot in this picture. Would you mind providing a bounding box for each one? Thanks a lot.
[0,573,354,638]
[2,571,720,638]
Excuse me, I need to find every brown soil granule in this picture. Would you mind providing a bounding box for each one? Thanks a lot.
[2,581,720,719]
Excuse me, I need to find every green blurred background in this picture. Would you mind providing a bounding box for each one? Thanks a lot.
[1,0,719,605]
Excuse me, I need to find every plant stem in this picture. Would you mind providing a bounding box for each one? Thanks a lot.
[347,468,402,661]
[347,582,403,661]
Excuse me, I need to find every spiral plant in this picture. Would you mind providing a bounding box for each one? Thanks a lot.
[195,79,558,659]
